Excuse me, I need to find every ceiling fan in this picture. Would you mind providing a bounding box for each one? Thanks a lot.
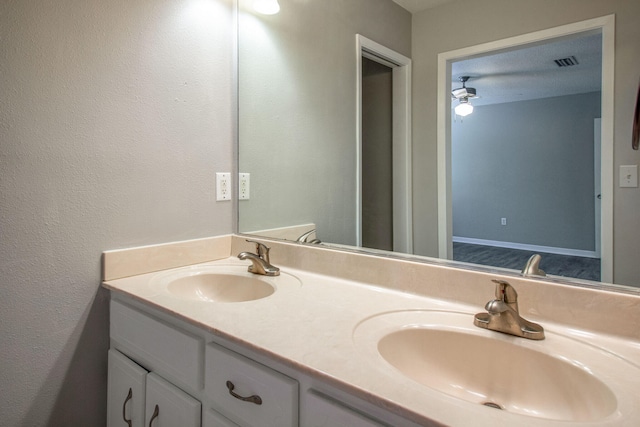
[451,76,477,116]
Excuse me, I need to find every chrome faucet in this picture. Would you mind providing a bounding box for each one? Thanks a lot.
[238,240,280,276]
[521,254,546,277]
[296,229,321,244]
[474,279,545,340]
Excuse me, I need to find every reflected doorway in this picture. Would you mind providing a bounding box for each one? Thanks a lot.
[362,57,394,250]
[437,16,614,282]
[450,35,602,281]
[356,34,413,254]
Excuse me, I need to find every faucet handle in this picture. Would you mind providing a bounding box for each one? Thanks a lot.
[521,254,546,277]
[245,240,271,262]
[296,229,316,243]
[477,279,544,340]
[491,279,518,304]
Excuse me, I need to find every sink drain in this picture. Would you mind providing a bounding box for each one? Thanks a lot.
[482,401,504,410]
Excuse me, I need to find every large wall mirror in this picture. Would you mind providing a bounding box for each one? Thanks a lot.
[238,0,640,292]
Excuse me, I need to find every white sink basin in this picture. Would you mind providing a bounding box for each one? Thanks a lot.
[150,265,301,303]
[354,310,638,423]
[379,328,615,421]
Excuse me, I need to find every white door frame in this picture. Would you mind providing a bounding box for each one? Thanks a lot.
[437,15,615,282]
[356,34,413,253]
[594,118,602,258]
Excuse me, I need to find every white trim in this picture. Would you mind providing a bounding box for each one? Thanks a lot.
[356,34,413,253]
[594,118,602,258]
[599,17,615,283]
[453,236,599,259]
[356,37,363,247]
[437,58,452,259]
[437,15,614,281]
[362,51,397,69]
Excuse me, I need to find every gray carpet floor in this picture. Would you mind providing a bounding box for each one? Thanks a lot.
[453,242,601,281]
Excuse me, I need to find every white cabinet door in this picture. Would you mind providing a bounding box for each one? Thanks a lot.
[302,390,387,427]
[107,349,148,427]
[145,372,201,427]
[202,408,240,427]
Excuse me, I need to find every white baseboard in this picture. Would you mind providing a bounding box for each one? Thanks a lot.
[452,236,599,259]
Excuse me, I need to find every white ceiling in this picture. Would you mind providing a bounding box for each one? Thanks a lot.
[391,1,602,106]
[452,32,602,106]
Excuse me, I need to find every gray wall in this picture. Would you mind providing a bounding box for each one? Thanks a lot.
[452,92,601,251]
[412,0,640,286]
[238,0,411,245]
[0,0,234,425]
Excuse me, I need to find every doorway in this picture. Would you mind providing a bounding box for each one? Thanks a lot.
[356,35,413,253]
[362,57,393,250]
[437,15,615,282]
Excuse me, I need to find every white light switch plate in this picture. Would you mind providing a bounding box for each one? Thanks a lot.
[619,165,638,188]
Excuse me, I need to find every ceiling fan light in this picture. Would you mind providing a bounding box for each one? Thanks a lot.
[253,0,280,15]
[455,101,474,117]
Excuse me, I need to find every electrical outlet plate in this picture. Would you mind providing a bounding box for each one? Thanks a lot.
[239,173,250,200]
[216,172,231,201]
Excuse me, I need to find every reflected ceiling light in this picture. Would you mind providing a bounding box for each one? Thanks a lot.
[452,76,477,117]
[455,98,474,117]
[253,0,280,15]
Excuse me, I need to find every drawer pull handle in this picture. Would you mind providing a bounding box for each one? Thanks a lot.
[226,380,263,405]
[148,404,159,427]
[122,388,133,427]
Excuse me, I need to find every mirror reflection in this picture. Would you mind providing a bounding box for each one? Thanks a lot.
[449,33,602,282]
[238,0,639,289]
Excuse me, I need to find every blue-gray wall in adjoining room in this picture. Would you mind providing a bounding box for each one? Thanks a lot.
[452,91,601,251]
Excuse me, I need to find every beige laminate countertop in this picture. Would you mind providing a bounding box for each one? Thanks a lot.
[104,256,640,427]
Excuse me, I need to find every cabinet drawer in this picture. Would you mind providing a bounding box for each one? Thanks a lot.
[110,300,203,392]
[205,342,298,427]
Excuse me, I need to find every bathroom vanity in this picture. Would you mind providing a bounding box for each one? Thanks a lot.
[107,296,411,427]
[103,235,640,426]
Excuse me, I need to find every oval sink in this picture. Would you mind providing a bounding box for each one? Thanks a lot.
[379,328,615,421]
[167,273,274,302]
[353,310,635,423]
[150,265,300,303]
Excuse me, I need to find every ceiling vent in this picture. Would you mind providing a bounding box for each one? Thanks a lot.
[554,56,579,67]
